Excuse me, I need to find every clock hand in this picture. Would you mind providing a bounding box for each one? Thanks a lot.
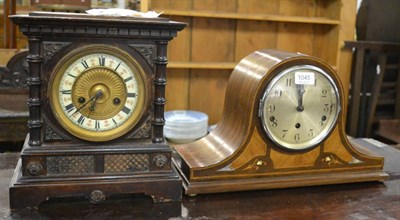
[70,90,103,117]
[296,84,305,112]
[87,91,102,118]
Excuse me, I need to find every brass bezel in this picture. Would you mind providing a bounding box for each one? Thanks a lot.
[49,45,147,142]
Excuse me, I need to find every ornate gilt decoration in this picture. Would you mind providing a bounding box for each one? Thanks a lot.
[72,68,127,119]
[237,156,273,172]
[315,153,346,168]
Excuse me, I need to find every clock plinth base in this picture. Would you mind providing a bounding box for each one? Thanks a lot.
[173,128,388,195]
[173,157,387,195]
[9,137,182,209]
[10,161,181,209]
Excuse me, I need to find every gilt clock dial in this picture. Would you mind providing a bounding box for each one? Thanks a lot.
[49,45,146,142]
[259,65,341,151]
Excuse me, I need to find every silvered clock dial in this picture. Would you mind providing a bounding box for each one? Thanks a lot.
[259,65,341,150]
[49,45,146,142]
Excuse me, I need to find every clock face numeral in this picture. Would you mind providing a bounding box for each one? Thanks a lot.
[268,104,275,113]
[81,60,89,69]
[282,129,288,138]
[260,65,340,150]
[124,76,133,82]
[286,78,292,87]
[77,115,86,125]
[65,103,75,113]
[98,56,105,66]
[127,93,137,98]
[112,118,118,126]
[95,120,100,130]
[321,89,328,98]
[114,62,121,71]
[61,90,72,94]
[323,104,330,112]
[274,90,282,97]
[121,106,131,114]
[308,129,314,137]
[294,133,300,142]
[270,116,278,127]
[67,73,76,78]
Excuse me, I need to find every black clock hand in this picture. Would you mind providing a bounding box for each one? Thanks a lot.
[296,84,305,112]
[70,90,103,117]
[87,91,102,118]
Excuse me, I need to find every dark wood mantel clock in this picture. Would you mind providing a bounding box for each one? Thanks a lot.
[173,49,388,195]
[9,12,186,209]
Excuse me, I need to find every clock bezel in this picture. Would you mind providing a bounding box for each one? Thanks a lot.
[48,44,148,142]
[259,65,341,151]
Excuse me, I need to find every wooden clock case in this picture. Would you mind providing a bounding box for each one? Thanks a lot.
[9,12,186,209]
[173,49,388,195]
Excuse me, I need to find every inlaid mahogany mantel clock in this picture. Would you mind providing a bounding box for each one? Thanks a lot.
[9,12,186,209]
[173,49,388,195]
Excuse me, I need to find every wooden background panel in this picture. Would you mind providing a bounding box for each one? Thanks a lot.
[235,20,278,62]
[0,17,28,51]
[156,0,192,112]
[189,70,230,125]
[191,17,236,62]
[278,0,318,17]
[0,16,4,48]
[316,0,341,19]
[235,1,278,61]
[313,25,338,67]
[167,16,191,62]
[192,0,237,12]
[165,15,191,111]
[166,69,190,111]
[149,0,192,9]
[0,48,25,65]
[191,0,236,62]
[189,0,237,124]
[148,0,169,8]
[276,23,314,55]
[337,0,357,117]
[236,0,279,14]
[168,0,192,9]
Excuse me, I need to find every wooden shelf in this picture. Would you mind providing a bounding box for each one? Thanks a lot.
[158,10,340,25]
[167,61,337,71]
[147,0,355,124]
[167,61,237,69]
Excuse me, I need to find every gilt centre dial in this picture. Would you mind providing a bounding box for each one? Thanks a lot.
[260,65,340,151]
[49,46,146,142]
